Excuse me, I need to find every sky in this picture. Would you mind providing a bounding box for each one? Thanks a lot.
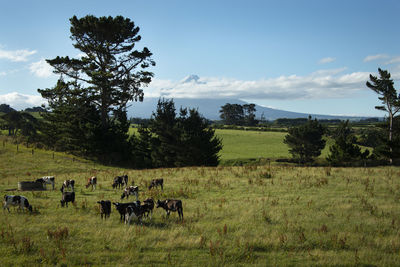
[0,0,399,116]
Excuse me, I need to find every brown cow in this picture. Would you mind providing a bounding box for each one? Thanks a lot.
[156,199,183,220]
[86,176,97,191]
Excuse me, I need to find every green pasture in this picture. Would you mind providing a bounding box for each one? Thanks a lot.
[0,138,399,266]
[215,129,335,163]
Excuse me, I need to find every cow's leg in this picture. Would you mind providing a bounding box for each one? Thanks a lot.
[4,203,10,212]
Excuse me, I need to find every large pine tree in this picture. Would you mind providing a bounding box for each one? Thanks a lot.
[38,15,154,161]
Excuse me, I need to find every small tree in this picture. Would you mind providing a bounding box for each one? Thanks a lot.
[366,68,400,163]
[243,104,257,126]
[148,98,223,167]
[176,108,222,166]
[149,99,181,168]
[219,103,244,125]
[326,120,369,166]
[284,116,326,163]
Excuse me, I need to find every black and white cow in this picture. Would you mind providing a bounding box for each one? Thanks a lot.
[97,200,111,219]
[113,201,137,222]
[148,178,164,190]
[60,180,75,192]
[156,199,183,220]
[3,195,32,212]
[121,186,139,200]
[85,176,97,191]
[60,191,75,207]
[36,176,55,190]
[112,175,129,189]
[125,202,146,225]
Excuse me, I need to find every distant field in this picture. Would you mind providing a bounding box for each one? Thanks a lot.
[215,129,335,163]
[215,129,290,160]
[129,127,335,163]
[0,139,399,266]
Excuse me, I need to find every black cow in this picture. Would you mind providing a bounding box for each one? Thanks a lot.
[3,195,32,212]
[113,201,138,222]
[148,178,164,190]
[141,198,154,219]
[112,175,128,189]
[60,192,75,207]
[97,200,111,219]
[156,199,183,220]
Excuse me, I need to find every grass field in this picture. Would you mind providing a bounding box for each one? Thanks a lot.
[0,136,399,266]
[215,129,335,164]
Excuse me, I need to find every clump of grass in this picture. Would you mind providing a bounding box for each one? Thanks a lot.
[47,227,69,241]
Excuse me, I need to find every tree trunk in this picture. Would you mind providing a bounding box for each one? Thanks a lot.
[389,112,393,164]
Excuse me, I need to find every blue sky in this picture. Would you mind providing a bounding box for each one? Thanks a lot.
[0,0,399,116]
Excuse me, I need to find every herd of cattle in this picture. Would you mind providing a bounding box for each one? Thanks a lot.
[3,175,183,224]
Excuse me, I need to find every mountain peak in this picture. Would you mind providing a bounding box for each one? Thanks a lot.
[181,74,202,84]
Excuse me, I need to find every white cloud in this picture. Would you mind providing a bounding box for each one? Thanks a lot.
[29,59,53,78]
[319,57,336,64]
[147,69,371,100]
[363,54,389,62]
[385,56,400,65]
[0,48,37,62]
[0,92,46,110]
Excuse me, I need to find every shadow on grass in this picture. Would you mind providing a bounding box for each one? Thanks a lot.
[126,220,169,229]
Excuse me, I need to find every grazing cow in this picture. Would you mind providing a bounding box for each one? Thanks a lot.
[148,178,164,190]
[112,175,129,189]
[125,202,146,225]
[60,192,75,207]
[121,186,139,200]
[60,180,75,192]
[3,195,32,212]
[85,176,97,191]
[97,200,111,219]
[156,199,183,220]
[113,201,138,222]
[36,176,55,190]
[141,198,154,219]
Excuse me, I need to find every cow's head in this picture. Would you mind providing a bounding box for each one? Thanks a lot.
[60,200,65,207]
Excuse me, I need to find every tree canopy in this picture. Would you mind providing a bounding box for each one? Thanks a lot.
[366,68,400,164]
[146,99,222,168]
[284,116,326,163]
[38,15,155,162]
[326,120,369,166]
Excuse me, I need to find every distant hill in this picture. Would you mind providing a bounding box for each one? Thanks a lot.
[127,97,372,121]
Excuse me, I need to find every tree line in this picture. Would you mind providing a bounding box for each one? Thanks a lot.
[283,68,400,165]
